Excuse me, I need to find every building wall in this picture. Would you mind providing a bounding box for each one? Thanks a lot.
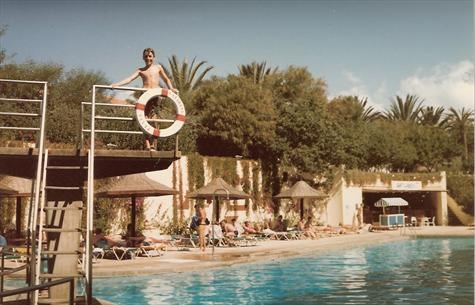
[144,156,265,228]
[327,171,449,226]
[341,186,363,226]
[327,179,344,226]
[143,160,449,229]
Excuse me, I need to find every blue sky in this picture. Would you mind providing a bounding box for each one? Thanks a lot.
[1,0,473,110]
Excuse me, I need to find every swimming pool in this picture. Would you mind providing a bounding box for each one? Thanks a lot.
[94,237,474,305]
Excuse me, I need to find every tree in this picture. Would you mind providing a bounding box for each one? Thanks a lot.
[445,107,474,166]
[366,120,418,171]
[0,25,7,64]
[409,124,459,171]
[159,55,213,153]
[419,106,446,127]
[359,97,381,122]
[48,68,108,145]
[161,55,213,112]
[238,61,277,84]
[329,96,380,122]
[384,94,424,122]
[0,61,64,143]
[269,67,341,176]
[193,75,276,159]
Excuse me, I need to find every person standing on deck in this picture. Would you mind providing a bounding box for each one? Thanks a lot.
[194,203,208,252]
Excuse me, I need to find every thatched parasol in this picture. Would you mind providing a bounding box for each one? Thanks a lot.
[187,177,251,254]
[274,180,326,220]
[95,172,178,236]
[187,177,250,221]
[0,176,34,237]
[0,182,18,195]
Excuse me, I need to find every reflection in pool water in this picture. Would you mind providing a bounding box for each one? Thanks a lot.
[94,237,474,305]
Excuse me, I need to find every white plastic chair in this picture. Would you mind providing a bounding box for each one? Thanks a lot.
[427,217,436,226]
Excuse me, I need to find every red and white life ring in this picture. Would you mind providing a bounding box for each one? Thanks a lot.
[135,88,186,138]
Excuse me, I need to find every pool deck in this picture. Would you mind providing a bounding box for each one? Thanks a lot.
[91,226,473,277]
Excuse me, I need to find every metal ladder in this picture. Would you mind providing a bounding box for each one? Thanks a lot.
[400,224,418,238]
[35,149,88,305]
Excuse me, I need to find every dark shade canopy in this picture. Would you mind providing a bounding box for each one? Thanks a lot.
[187,177,250,255]
[0,176,34,237]
[274,180,326,199]
[95,172,177,238]
[0,176,33,197]
[187,177,250,200]
[274,180,326,220]
[95,173,178,198]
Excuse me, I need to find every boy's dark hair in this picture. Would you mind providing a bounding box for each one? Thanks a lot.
[143,48,155,57]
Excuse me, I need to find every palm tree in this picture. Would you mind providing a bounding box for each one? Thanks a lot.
[384,94,424,122]
[358,97,381,122]
[419,106,446,127]
[238,61,277,84]
[161,55,213,95]
[445,107,474,161]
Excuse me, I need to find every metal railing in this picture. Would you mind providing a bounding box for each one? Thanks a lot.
[1,249,29,299]
[79,85,147,149]
[0,79,46,133]
[0,276,75,305]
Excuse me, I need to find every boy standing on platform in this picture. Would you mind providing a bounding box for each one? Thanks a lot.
[111,48,178,150]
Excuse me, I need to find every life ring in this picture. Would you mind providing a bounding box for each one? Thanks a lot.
[135,88,186,137]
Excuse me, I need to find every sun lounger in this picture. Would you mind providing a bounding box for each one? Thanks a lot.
[138,245,162,258]
[109,247,138,260]
[208,225,227,247]
[233,236,258,247]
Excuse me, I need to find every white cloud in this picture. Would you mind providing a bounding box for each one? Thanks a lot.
[342,70,361,84]
[334,70,388,111]
[398,61,474,110]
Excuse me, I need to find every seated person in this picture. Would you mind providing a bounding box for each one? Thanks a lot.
[93,228,124,248]
[231,218,244,237]
[189,214,200,234]
[243,221,261,234]
[272,215,285,232]
[304,216,318,239]
[220,219,236,238]
[297,218,306,231]
[337,222,361,234]
[261,221,278,239]
[209,222,224,240]
[0,234,7,252]
[122,223,146,247]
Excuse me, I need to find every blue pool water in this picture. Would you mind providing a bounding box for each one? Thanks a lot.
[94,237,474,305]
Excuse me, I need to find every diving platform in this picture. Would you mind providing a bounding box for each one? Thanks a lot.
[0,147,180,179]
[0,79,184,304]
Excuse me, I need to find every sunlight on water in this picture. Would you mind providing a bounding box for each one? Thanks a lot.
[94,237,474,305]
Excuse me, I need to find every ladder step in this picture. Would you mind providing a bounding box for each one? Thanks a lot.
[42,206,84,211]
[47,165,88,170]
[38,298,71,305]
[45,186,83,190]
[42,228,85,233]
[42,250,83,255]
[39,272,84,279]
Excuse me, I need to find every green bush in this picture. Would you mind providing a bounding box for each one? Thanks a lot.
[447,174,474,215]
